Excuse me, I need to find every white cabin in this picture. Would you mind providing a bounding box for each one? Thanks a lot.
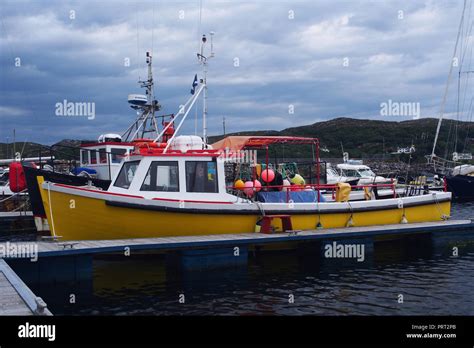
[336,163,390,185]
[79,141,135,181]
[107,150,246,203]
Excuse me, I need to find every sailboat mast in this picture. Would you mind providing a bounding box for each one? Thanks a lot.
[431,0,467,158]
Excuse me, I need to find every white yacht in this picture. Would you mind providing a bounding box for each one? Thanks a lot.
[336,163,391,185]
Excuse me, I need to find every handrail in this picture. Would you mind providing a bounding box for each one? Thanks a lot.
[226,182,398,202]
[227,183,396,190]
[0,189,27,203]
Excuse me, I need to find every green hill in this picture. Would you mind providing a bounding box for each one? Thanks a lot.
[0,118,472,162]
[0,139,94,161]
[210,117,474,161]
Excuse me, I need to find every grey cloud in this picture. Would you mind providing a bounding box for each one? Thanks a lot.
[0,0,468,144]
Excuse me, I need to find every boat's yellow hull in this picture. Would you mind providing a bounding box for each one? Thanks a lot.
[38,178,451,241]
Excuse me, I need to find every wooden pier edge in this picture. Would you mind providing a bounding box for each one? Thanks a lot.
[4,219,472,258]
[0,259,52,316]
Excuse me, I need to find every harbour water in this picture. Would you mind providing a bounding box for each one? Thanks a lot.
[3,202,474,316]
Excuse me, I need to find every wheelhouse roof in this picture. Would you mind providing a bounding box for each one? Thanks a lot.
[80,142,135,148]
[211,136,319,151]
[337,164,371,170]
[131,148,222,158]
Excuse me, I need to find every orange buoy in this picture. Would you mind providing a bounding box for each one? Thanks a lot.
[234,179,245,190]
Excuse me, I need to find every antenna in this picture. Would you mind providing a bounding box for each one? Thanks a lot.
[197,31,215,147]
[210,31,215,58]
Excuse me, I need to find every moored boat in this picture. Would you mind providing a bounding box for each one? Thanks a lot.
[336,162,391,185]
[36,134,452,241]
[446,172,474,201]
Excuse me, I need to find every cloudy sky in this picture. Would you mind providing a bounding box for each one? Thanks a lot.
[0,0,470,144]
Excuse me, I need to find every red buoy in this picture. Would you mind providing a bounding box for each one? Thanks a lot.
[9,162,27,193]
[162,121,175,142]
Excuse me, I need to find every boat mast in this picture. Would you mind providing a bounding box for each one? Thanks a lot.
[122,52,161,141]
[140,51,160,138]
[153,33,215,149]
[197,32,215,147]
[431,0,467,159]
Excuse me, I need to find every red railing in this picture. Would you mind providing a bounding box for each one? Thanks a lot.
[226,181,397,202]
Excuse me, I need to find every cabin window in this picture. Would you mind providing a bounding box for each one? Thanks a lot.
[140,161,179,192]
[185,161,218,193]
[359,169,375,177]
[90,151,98,164]
[113,161,140,189]
[99,149,107,164]
[111,148,127,164]
[342,169,361,178]
[80,150,89,165]
[328,168,338,176]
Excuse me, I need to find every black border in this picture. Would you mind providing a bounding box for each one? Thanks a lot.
[0,316,473,346]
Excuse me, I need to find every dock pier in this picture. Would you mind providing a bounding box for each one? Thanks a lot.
[5,219,470,258]
[0,219,472,267]
[0,219,473,313]
[0,259,52,316]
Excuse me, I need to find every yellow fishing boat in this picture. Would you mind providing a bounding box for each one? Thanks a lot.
[37,135,451,241]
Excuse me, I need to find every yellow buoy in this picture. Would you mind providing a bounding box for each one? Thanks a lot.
[289,174,305,185]
[234,179,245,190]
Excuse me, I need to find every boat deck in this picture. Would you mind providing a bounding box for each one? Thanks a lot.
[0,259,52,316]
[3,219,472,258]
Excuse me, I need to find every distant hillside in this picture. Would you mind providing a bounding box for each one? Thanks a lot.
[0,139,94,160]
[0,118,472,162]
[209,117,474,161]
